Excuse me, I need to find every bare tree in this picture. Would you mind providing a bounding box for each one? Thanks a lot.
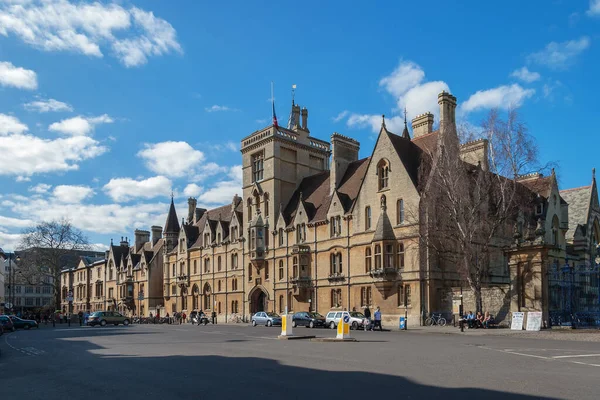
[19,219,90,308]
[421,108,546,311]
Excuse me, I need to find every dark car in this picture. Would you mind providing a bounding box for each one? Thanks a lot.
[8,316,38,330]
[292,312,326,328]
[0,315,16,332]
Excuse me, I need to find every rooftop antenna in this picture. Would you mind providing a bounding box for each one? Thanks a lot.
[288,84,297,129]
[292,84,296,106]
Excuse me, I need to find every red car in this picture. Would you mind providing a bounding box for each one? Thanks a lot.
[0,315,15,332]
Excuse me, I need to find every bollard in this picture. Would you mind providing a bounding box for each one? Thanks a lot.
[460,319,464,332]
[280,314,294,337]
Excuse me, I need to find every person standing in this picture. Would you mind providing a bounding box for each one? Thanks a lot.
[364,306,371,331]
[182,312,187,324]
[78,311,83,326]
[373,307,382,331]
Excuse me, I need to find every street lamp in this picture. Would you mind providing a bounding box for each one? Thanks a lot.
[4,252,21,313]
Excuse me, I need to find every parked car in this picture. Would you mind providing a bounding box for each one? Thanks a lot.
[251,312,282,327]
[8,316,39,330]
[0,315,15,332]
[87,311,130,327]
[325,311,365,330]
[292,312,326,328]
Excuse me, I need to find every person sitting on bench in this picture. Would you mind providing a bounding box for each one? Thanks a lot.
[465,311,476,328]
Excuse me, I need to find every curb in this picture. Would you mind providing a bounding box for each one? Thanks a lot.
[277,335,316,340]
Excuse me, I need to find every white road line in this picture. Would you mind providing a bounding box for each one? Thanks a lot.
[570,361,600,367]
[502,351,551,360]
[553,354,600,359]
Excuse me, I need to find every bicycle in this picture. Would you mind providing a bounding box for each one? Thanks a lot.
[425,313,447,327]
[228,313,242,323]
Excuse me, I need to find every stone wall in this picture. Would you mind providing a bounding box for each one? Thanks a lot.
[441,284,512,324]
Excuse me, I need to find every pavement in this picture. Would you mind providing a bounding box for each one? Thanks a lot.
[2,322,600,399]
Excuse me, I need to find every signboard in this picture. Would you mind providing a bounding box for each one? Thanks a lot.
[452,298,461,315]
[138,292,144,301]
[526,312,542,331]
[4,302,13,309]
[343,314,350,323]
[336,318,350,339]
[511,312,525,330]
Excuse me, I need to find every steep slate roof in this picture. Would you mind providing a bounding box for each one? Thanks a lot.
[110,245,129,268]
[560,185,592,241]
[283,171,330,225]
[190,201,243,248]
[164,198,180,233]
[412,130,439,153]
[182,224,200,245]
[337,157,370,212]
[387,130,423,188]
[130,253,141,269]
[520,175,554,199]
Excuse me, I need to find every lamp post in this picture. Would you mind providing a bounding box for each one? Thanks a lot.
[4,252,21,313]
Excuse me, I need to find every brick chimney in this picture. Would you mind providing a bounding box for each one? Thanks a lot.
[187,197,197,224]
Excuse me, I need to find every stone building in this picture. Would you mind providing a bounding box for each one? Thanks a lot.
[57,90,599,327]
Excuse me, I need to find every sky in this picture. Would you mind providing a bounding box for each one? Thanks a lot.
[0,0,599,251]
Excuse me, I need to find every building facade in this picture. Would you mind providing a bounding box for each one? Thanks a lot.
[56,91,600,327]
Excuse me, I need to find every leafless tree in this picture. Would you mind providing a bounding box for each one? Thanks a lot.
[420,108,547,311]
[19,219,90,308]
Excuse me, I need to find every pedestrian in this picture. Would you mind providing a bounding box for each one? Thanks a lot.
[166,312,170,324]
[183,312,187,324]
[364,306,371,331]
[78,311,83,326]
[84,311,89,326]
[373,306,382,331]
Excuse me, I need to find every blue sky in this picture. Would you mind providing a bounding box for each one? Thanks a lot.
[0,0,599,250]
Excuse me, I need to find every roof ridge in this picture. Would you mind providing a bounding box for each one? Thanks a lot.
[560,185,592,193]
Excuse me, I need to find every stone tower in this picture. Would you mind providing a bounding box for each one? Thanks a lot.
[163,197,180,253]
[240,102,331,226]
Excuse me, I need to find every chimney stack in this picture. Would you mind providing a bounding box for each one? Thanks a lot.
[120,236,128,247]
[134,229,150,252]
[151,226,162,246]
[301,107,309,132]
[438,91,457,134]
[411,113,434,138]
[330,133,360,194]
[292,104,301,130]
[187,197,197,224]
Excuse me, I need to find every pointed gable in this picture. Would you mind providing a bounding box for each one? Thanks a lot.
[372,208,396,241]
[561,185,593,241]
[283,171,330,225]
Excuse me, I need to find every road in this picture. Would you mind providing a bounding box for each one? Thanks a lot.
[1,323,599,399]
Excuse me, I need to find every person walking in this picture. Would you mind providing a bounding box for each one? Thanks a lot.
[373,307,382,331]
[78,311,83,326]
[182,312,187,324]
[364,306,371,331]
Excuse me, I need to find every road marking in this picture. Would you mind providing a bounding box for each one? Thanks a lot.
[552,354,600,359]
[502,350,551,360]
[570,361,600,367]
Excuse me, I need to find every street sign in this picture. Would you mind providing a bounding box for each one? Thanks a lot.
[66,296,74,302]
[343,314,350,323]
[4,302,13,309]
[138,293,144,300]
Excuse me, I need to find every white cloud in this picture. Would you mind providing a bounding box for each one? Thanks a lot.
[103,176,172,202]
[24,98,73,112]
[0,1,182,67]
[0,61,37,89]
[183,183,203,198]
[342,60,449,134]
[0,113,28,135]
[255,119,267,124]
[208,141,238,152]
[461,84,535,113]
[332,110,349,123]
[510,67,541,83]
[52,185,94,203]
[0,215,33,228]
[379,61,425,98]
[0,131,108,178]
[137,141,205,178]
[28,183,51,194]
[0,230,23,252]
[198,165,242,205]
[205,105,235,112]
[528,36,591,69]
[3,192,170,235]
[588,0,600,16]
[49,114,113,136]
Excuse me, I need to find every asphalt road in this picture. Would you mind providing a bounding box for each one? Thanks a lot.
[1,323,599,399]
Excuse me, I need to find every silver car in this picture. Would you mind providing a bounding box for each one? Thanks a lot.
[251,312,282,327]
[325,311,365,330]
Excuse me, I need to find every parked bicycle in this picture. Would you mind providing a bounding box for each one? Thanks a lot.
[425,313,447,327]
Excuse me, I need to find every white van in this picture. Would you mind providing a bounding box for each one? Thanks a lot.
[325,310,366,329]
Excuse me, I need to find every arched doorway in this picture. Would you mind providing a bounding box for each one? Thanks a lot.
[203,283,211,310]
[250,287,268,314]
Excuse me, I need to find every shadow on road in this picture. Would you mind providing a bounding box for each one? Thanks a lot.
[2,328,559,400]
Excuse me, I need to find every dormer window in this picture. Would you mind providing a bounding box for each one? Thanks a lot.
[377,159,389,190]
[278,228,284,246]
[217,233,221,243]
